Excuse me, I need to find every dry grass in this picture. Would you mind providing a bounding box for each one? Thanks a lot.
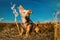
[0,22,60,40]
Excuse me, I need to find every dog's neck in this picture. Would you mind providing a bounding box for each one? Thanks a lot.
[22,17,27,23]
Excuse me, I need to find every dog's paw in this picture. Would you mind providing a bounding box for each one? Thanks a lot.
[25,33,29,38]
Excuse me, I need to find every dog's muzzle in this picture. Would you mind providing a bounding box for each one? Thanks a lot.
[25,16,33,24]
[25,16,29,20]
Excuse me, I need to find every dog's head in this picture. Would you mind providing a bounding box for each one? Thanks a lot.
[19,5,32,18]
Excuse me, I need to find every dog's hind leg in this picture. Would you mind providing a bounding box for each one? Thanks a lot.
[34,24,39,33]
[35,26,39,33]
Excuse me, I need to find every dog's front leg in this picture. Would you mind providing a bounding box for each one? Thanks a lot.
[19,27,24,37]
[26,25,31,37]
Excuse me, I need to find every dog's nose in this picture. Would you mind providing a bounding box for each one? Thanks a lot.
[25,16,29,20]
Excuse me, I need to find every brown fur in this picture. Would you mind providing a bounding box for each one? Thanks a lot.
[19,5,39,37]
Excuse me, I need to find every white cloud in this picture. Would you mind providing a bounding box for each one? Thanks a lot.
[11,4,19,22]
[11,4,15,10]
[56,11,60,15]
[11,4,19,17]
[54,11,60,22]
[0,18,4,21]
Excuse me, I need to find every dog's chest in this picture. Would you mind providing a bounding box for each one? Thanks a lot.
[22,18,27,23]
[21,23,26,30]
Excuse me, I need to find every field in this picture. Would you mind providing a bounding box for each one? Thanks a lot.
[0,22,60,40]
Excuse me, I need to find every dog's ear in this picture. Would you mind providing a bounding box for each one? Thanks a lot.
[19,5,24,12]
[29,10,32,14]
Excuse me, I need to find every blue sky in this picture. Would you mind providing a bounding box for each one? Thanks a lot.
[0,0,60,22]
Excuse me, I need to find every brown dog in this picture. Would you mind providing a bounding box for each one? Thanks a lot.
[19,5,39,37]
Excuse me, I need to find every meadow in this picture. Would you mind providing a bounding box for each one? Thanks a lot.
[0,22,60,40]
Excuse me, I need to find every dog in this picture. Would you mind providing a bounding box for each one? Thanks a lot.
[19,5,39,37]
